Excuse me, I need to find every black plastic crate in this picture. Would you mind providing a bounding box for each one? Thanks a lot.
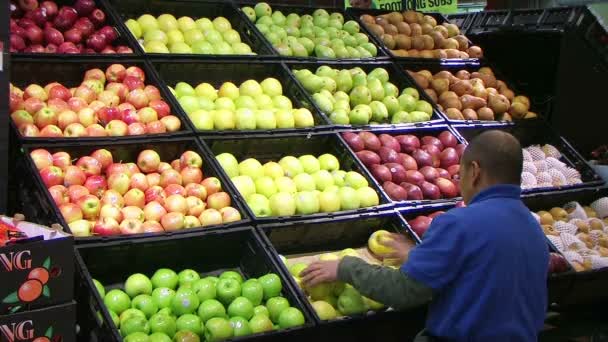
[10,0,139,57]
[346,7,479,63]
[398,60,544,124]
[74,227,315,341]
[541,7,581,31]
[469,10,511,34]
[257,211,426,335]
[150,60,332,136]
[446,12,478,35]
[235,2,387,62]
[107,0,275,58]
[523,187,608,308]
[454,121,605,194]
[18,137,251,243]
[339,125,466,208]
[200,132,394,224]
[286,61,446,130]
[9,58,194,144]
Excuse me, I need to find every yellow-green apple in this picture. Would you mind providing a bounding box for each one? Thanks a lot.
[18,124,40,137]
[368,230,395,256]
[216,153,239,178]
[160,169,182,187]
[64,123,86,137]
[262,162,284,179]
[186,196,206,217]
[40,165,64,187]
[101,189,125,208]
[207,192,231,210]
[185,183,207,200]
[184,215,201,228]
[67,185,89,203]
[34,107,58,128]
[144,186,166,205]
[199,208,222,226]
[56,110,78,130]
[98,90,120,107]
[59,203,83,223]
[279,156,303,177]
[160,115,181,132]
[108,173,130,195]
[293,173,316,192]
[122,206,145,222]
[120,218,144,235]
[238,158,263,180]
[164,194,188,214]
[63,165,86,187]
[39,125,64,137]
[48,185,69,206]
[77,194,101,219]
[138,107,158,124]
[100,204,123,222]
[69,219,92,237]
[93,217,121,236]
[339,248,359,258]
[137,150,161,173]
[254,176,277,198]
[91,149,113,170]
[201,177,221,195]
[124,188,146,208]
[142,220,164,233]
[106,120,128,136]
[30,149,53,170]
[24,84,47,101]
[143,201,167,222]
[295,191,319,214]
[269,192,296,216]
[180,151,203,169]
[180,166,203,185]
[220,207,241,223]
[161,212,185,231]
[146,173,161,187]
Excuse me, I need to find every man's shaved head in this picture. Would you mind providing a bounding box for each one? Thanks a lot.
[462,130,523,185]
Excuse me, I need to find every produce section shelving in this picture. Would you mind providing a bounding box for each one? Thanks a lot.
[4,0,608,340]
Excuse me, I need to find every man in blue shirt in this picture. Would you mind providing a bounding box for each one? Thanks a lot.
[301,130,549,341]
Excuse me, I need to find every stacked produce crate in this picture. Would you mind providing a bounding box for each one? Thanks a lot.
[4,0,607,341]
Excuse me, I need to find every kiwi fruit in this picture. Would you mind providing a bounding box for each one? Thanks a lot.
[395,35,411,50]
[382,35,396,49]
[422,35,434,50]
[410,23,422,36]
[368,24,384,37]
[396,22,411,35]
[403,11,418,24]
[477,107,495,121]
[412,36,425,50]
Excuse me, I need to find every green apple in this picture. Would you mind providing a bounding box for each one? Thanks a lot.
[253,305,269,317]
[195,82,217,100]
[205,30,223,45]
[311,300,337,320]
[166,29,184,45]
[247,193,272,217]
[238,158,264,180]
[151,269,178,290]
[241,279,264,306]
[329,110,350,124]
[144,29,168,44]
[234,96,257,110]
[391,111,411,124]
[124,332,150,342]
[278,307,305,328]
[216,153,239,178]
[318,154,340,171]
[258,273,282,300]
[269,192,296,216]
[295,191,319,214]
[197,97,215,111]
[266,297,290,323]
[223,29,241,45]
[230,316,252,337]
[176,314,204,336]
[177,16,196,32]
[188,109,213,131]
[242,6,256,22]
[356,187,379,207]
[183,29,204,46]
[398,93,417,112]
[344,171,368,189]
[148,332,172,342]
[288,263,307,278]
[178,269,200,288]
[205,317,233,342]
[254,176,278,198]
[255,94,274,110]
[218,82,240,99]
[235,108,257,130]
[231,175,256,198]
[148,312,176,337]
[337,287,366,315]
[198,299,226,323]
[227,297,254,320]
[137,14,158,33]
[274,177,297,194]
[306,283,333,301]
[331,170,346,186]
[213,109,235,130]
[318,190,341,212]
[297,155,320,174]
[109,310,120,327]
[151,287,175,309]
[338,187,360,210]
[275,109,295,128]
[195,17,213,31]
[171,288,200,316]
[312,170,334,191]
[93,279,105,298]
[203,276,219,286]
[279,156,303,177]
[120,308,146,326]
[272,95,292,110]
[120,316,149,337]
[172,331,200,342]
[220,271,244,284]
[263,162,284,179]
[191,40,214,54]
[249,314,273,334]
[125,19,142,39]
[212,17,232,33]
[260,78,282,97]
[239,80,263,98]
[179,96,200,114]
[293,173,316,192]
[191,279,216,302]
[255,109,277,129]
[131,294,158,318]
[125,274,153,298]
[216,278,241,306]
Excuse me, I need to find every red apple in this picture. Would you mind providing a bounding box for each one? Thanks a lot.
[186,196,206,217]
[180,151,203,169]
[74,0,95,16]
[160,169,182,187]
[25,25,44,45]
[158,162,172,173]
[30,149,53,170]
[124,188,145,208]
[48,184,69,206]
[164,184,186,196]
[146,173,161,187]
[19,123,40,137]
[90,149,113,170]
[77,194,101,219]
[56,110,79,130]
[127,123,146,135]
[359,132,381,151]
[108,172,130,195]
[40,1,58,19]
[39,124,63,137]
[143,201,166,222]
[53,6,78,31]
[84,175,107,197]
[201,177,221,195]
[419,166,439,182]
[34,107,57,128]
[119,219,144,235]
[138,107,158,123]
[99,204,123,222]
[129,173,149,191]
[185,183,207,200]
[105,64,126,82]
[76,156,102,176]
[85,124,106,136]
[146,121,166,134]
[64,122,86,137]
[107,83,129,101]
[198,209,222,227]
[67,185,89,203]
[68,96,88,112]
[10,93,25,112]
[59,203,83,223]
[63,165,87,186]
[143,85,161,101]
[74,85,96,103]
[125,66,145,81]
[142,221,164,233]
[93,217,121,236]
[105,120,128,136]
[122,109,140,124]
[40,165,64,187]
[161,212,185,231]
[395,135,420,153]
[101,189,124,208]
[144,186,166,205]
[180,166,203,185]
[125,162,140,175]
[24,97,45,114]
[52,151,72,170]
[123,76,144,91]
[149,100,171,118]
[136,149,161,173]
[161,115,181,132]
[106,163,129,177]
[207,192,231,210]
[48,84,71,101]
[170,159,181,171]
[73,17,94,36]
[220,207,241,223]
[164,194,187,214]
[342,132,364,152]
[121,206,144,222]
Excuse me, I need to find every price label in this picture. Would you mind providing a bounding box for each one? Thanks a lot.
[344,0,403,11]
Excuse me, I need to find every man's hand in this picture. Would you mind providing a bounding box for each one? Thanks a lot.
[300,260,340,287]
[379,233,415,264]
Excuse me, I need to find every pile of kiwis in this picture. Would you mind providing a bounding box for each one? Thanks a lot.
[359,11,483,59]
[406,67,538,121]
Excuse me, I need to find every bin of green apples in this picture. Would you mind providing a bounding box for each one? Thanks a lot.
[291,63,438,126]
[240,3,380,59]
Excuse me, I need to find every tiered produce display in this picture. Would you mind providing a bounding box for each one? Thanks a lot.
[3,0,607,340]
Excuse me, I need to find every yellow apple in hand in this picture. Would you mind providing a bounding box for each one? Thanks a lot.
[368,230,395,256]
[319,253,339,261]
[312,300,338,320]
[339,248,359,259]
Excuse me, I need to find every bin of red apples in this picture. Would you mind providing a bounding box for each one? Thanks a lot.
[25,139,246,240]
[10,62,187,139]
[10,0,134,54]
[342,128,465,204]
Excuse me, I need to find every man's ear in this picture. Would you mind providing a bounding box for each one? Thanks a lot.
[470,161,481,185]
